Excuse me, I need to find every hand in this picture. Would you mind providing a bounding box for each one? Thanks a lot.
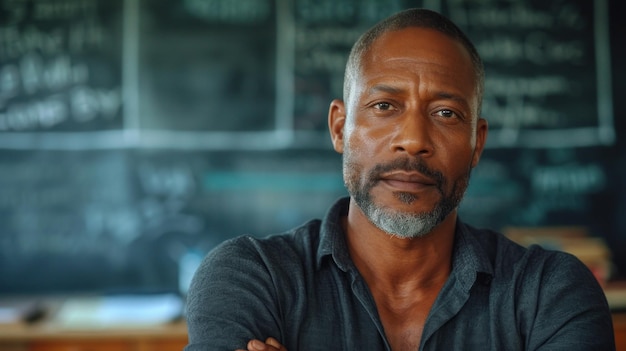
[235,337,287,351]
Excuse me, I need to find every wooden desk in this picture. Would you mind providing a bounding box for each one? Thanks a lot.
[1,316,624,351]
[0,321,188,351]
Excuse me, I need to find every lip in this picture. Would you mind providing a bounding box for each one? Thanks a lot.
[379,172,437,192]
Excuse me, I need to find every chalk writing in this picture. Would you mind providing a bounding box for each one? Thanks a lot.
[475,33,585,65]
[0,0,122,133]
[0,27,65,61]
[183,0,271,23]
[137,162,195,198]
[33,0,95,20]
[446,0,611,147]
[297,0,356,22]
[532,164,606,194]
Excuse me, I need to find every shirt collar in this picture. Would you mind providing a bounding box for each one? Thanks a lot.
[317,197,352,271]
[317,196,495,289]
[451,219,495,291]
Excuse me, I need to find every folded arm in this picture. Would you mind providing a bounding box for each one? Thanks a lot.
[184,237,285,351]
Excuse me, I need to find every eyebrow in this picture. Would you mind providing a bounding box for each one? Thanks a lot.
[436,91,468,105]
[368,84,469,106]
[367,84,404,96]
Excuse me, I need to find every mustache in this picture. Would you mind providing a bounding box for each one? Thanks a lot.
[367,157,445,189]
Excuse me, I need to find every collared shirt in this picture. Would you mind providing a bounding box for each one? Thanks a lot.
[185,197,615,350]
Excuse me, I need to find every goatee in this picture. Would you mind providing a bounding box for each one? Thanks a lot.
[343,155,469,239]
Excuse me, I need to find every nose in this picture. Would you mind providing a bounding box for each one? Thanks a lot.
[389,111,434,157]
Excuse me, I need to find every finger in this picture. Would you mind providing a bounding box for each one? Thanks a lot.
[247,339,269,351]
[265,337,287,351]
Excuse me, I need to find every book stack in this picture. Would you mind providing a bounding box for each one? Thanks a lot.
[504,226,613,287]
[504,226,626,311]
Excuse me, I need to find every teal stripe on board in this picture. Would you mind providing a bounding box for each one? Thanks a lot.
[204,172,345,192]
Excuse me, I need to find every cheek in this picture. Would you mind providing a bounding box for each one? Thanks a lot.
[345,129,374,159]
[343,135,378,186]
[448,153,475,189]
[347,122,393,157]
[342,147,365,194]
[437,137,476,177]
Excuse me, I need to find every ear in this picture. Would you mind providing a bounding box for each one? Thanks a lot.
[471,117,488,168]
[328,99,347,154]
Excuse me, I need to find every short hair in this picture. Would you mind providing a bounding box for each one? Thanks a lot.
[344,8,485,115]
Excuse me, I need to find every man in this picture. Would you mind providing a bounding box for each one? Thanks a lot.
[185,8,615,351]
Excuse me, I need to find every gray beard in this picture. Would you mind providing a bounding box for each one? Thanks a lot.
[344,156,468,239]
[358,196,444,239]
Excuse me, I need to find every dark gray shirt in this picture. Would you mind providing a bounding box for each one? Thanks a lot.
[185,197,615,350]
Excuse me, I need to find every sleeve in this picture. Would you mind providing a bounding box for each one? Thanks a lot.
[183,236,284,351]
[525,250,615,351]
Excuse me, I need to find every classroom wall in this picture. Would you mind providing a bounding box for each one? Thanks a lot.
[0,0,624,294]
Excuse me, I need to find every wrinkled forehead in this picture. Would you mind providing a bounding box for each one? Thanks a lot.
[364,28,474,73]
[346,27,481,114]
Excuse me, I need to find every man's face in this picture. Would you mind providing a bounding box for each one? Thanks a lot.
[330,27,487,238]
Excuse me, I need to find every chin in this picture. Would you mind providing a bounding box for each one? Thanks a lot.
[393,191,419,205]
[389,191,441,214]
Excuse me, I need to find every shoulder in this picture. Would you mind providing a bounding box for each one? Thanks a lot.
[461,223,588,277]
[195,219,324,287]
[462,224,614,347]
[460,222,607,302]
[185,219,325,344]
[207,219,322,262]
[511,246,614,348]
[187,216,339,318]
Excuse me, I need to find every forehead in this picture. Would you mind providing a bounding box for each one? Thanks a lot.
[360,27,476,85]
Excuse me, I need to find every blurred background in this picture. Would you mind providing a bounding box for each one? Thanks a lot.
[0,0,625,298]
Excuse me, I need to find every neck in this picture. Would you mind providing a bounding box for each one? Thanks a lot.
[344,199,456,294]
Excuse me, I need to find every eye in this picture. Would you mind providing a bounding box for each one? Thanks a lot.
[434,109,458,119]
[374,102,393,111]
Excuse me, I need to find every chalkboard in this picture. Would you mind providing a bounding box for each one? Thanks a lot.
[137,0,277,132]
[0,0,624,295]
[450,0,615,148]
[0,148,344,293]
[0,0,123,133]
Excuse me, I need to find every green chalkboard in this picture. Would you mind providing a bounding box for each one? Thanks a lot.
[0,0,624,295]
